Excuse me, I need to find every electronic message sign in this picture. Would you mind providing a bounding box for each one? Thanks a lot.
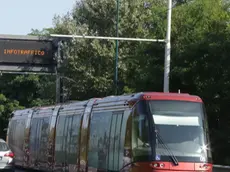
[0,35,57,73]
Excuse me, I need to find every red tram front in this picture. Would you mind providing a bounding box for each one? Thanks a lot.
[124,93,212,172]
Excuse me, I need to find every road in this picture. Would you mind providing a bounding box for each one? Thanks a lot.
[15,169,28,172]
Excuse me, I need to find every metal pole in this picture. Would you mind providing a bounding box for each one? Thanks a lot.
[56,74,61,103]
[163,0,172,93]
[0,71,55,75]
[60,76,64,103]
[56,41,61,103]
[50,34,165,42]
[115,0,119,95]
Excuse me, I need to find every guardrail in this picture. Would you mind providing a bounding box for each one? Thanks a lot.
[213,164,230,172]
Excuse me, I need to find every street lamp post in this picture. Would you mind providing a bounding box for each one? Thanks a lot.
[115,0,120,95]
[163,0,172,93]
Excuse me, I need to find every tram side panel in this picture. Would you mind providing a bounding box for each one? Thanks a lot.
[28,107,54,171]
[6,116,12,144]
[22,109,34,168]
[7,95,135,172]
[7,110,30,167]
[7,118,17,157]
[79,99,98,172]
[7,117,14,149]
[28,115,39,168]
[53,101,88,172]
[87,107,132,171]
[47,105,61,171]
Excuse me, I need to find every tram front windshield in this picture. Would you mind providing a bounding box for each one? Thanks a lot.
[131,100,212,163]
[149,100,211,162]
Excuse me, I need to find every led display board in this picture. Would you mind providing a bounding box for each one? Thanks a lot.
[0,35,57,73]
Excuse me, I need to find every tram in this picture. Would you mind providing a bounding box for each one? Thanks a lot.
[6,92,213,172]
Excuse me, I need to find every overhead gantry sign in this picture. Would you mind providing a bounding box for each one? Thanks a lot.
[0,34,57,74]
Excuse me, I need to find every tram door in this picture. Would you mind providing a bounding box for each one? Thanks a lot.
[55,115,72,172]
[107,111,124,171]
[62,114,81,172]
[88,110,129,171]
[63,116,72,171]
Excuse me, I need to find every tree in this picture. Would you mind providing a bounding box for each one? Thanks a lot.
[49,0,171,99]
[0,94,23,137]
[0,74,56,107]
[169,0,230,164]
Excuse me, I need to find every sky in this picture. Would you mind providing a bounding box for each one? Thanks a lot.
[0,0,76,35]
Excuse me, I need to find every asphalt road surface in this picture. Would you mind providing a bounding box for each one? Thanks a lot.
[15,169,27,172]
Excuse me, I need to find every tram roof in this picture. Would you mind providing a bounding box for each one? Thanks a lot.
[11,92,202,116]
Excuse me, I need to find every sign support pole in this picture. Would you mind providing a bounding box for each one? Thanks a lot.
[56,41,62,103]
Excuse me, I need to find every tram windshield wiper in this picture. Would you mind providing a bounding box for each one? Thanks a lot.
[156,132,179,166]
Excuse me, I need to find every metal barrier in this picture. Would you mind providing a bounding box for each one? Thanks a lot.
[213,165,230,172]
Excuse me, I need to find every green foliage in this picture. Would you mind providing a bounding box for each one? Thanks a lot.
[0,94,23,137]
[0,74,56,107]
[0,73,56,137]
[170,0,230,164]
[28,28,55,36]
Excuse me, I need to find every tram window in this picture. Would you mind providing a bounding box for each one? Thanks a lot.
[14,119,26,157]
[114,114,123,169]
[14,120,18,144]
[38,117,50,161]
[9,120,16,148]
[29,118,39,157]
[88,111,112,170]
[36,119,43,160]
[9,120,17,153]
[19,120,26,150]
[132,107,152,161]
[108,113,117,170]
[55,115,66,163]
[68,114,81,164]
[14,120,20,149]
[120,112,130,168]
[64,116,73,164]
[108,112,124,171]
